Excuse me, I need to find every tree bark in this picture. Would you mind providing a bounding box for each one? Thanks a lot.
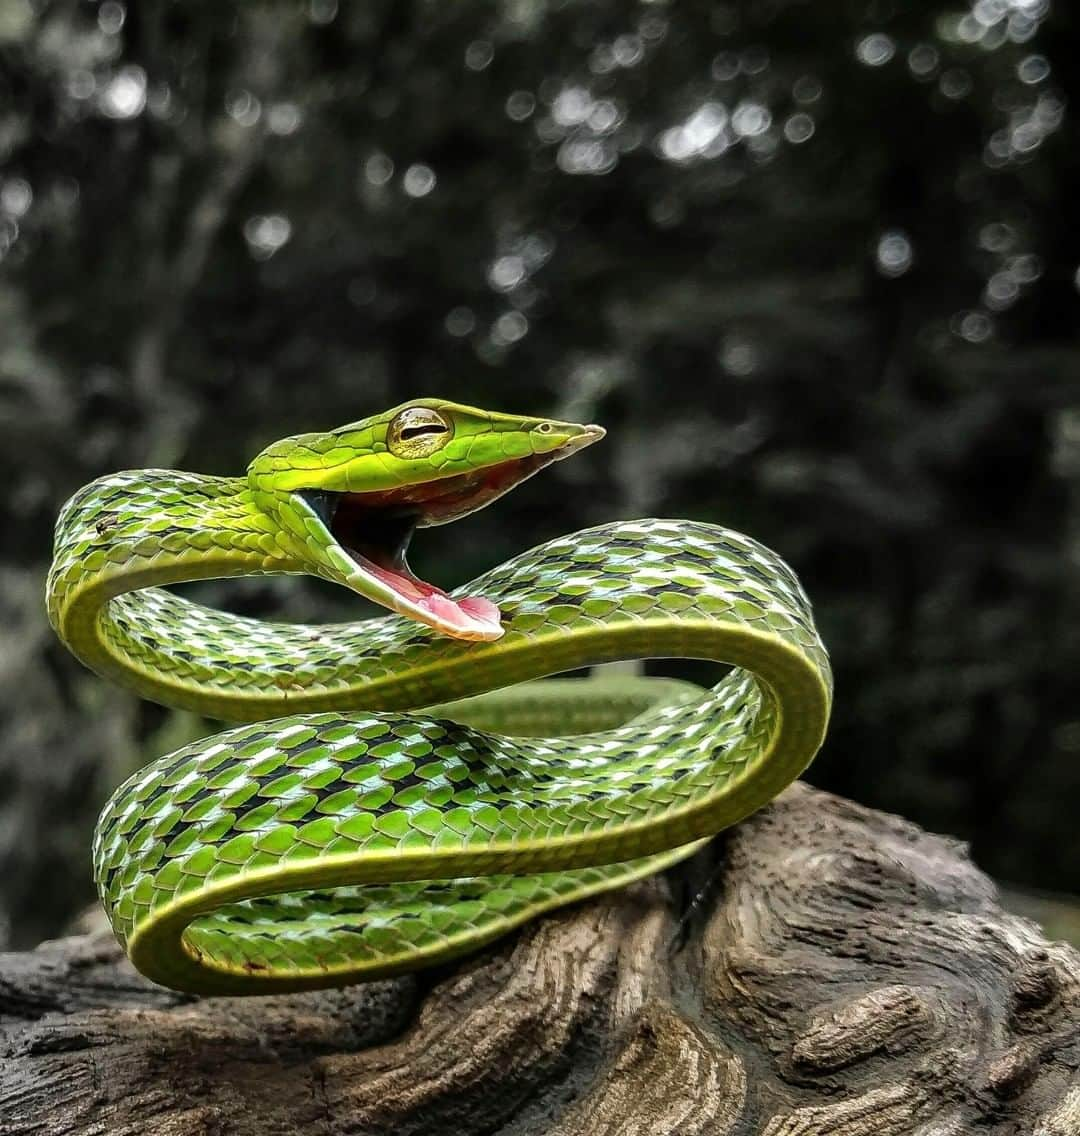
[2,784,1077,1136]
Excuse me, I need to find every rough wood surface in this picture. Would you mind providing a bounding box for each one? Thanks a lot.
[2,784,1077,1135]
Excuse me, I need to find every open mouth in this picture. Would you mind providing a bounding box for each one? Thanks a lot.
[295,435,600,641]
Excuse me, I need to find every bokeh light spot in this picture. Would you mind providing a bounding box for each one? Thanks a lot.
[98,1,125,35]
[491,311,528,346]
[783,113,815,144]
[732,101,771,138]
[908,44,939,78]
[953,310,994,343]
[876,230,914,277]
[720,337,759,377]
[364,153,394,186]
[856,33,896,67]
[465,40,494,71]
[1017,54,1050,84]
[403,165,436,197]
[488,255,527,292]
[243,214,292,260]
[552,87,594,127]
[99,66,146,119]
[506,91,536,121]
[0,179,32,217]
[225,90,261,128]
[268,103,302,135]
[712,52,740,81]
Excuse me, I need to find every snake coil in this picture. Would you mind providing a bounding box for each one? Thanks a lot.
[47,402,831,994]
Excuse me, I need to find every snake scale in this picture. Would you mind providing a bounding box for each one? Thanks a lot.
[46,400,831,994]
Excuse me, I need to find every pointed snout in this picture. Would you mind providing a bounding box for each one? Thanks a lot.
[554,423,605,460]
[530,419,606,461]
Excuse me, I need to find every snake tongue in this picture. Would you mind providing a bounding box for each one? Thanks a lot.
[422,593,502,636]
[350,554,504,641]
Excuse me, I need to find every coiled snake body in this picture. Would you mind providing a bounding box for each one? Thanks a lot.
[47,400,831,994]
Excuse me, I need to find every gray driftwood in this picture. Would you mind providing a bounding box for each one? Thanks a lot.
[2,784,1078,1135]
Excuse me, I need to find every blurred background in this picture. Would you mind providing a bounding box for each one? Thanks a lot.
[0,0,1077,951]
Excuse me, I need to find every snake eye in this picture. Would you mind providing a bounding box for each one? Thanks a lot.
[387,406,454,458]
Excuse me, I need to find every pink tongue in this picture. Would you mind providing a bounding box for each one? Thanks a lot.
[456,596,501,623]
[420,592,502,635]
[363,562,502,637]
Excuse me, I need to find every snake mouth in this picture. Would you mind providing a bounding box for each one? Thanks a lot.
[295,431,602,641]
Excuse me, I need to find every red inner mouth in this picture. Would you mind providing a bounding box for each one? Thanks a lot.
[324,454,554,636]
[335,453,552,526]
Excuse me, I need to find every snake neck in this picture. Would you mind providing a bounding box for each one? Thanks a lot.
[46,469,303,691]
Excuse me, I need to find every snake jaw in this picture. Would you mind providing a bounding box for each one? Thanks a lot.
[294,489,503,641]
[290,427,604,642]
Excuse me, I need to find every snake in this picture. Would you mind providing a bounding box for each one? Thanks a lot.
[46,400,831,995]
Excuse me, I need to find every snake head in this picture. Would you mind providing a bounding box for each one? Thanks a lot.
[247,399,604,642]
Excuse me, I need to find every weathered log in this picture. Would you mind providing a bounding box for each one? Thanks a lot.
[2,784,1077,1135]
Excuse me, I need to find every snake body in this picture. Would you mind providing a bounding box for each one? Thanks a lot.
[47,401,831,994]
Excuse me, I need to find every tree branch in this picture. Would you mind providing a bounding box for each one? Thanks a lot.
[2,785,1077,1135]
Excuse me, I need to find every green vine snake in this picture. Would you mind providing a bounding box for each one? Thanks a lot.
[47,400,831,995]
